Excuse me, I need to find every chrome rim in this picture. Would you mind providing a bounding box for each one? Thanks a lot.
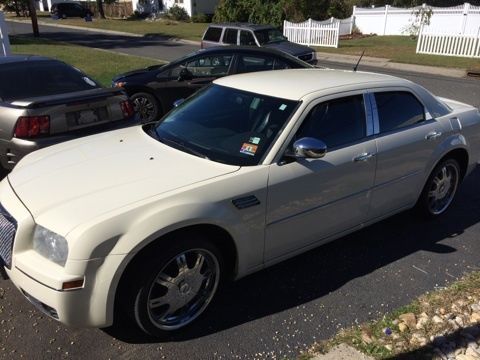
[427,163,459,215]
[132,96,156,122]
[147,249,220,330]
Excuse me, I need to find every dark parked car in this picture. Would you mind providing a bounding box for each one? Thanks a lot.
[0,56,136,170]
[201,23,318,65]
[112,46,313,122]
[50,2,92,18]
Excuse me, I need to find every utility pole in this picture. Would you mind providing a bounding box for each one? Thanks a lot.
[28,0,40,37]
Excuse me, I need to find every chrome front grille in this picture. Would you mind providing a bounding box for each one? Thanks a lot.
[0,204,17,269]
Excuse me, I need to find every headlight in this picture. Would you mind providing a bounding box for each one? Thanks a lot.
[33,225,69,266]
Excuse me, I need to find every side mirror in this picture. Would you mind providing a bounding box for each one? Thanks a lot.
[173,98,185,107]
[288,137,327,159]
[178,68,193,81]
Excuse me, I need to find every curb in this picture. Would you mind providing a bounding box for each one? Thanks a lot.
[316,51,467,79]
[6,18,201,46]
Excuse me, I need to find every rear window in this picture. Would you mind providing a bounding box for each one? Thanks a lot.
[0,60,99,102]
[203,27,222,42]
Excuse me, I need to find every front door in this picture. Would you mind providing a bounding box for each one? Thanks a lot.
[265,93,377,261]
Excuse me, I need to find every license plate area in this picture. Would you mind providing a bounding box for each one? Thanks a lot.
[66,107,108,128]
[0,204,17,270]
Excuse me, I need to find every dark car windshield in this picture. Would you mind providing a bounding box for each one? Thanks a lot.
[0,60,99,101]
[254,28,287,45]
[152,84,298,166]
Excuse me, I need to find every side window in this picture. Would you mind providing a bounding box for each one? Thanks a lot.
[203,27,222,42]
[239,31,256,46]
[375,91,425,133]
[296,95,366,149]
[223,29,238,44]
[185,55,233,77]
[237,55,274,74]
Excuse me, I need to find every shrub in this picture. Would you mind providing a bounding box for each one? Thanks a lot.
[167,5,190,21]
[191,13,210,23]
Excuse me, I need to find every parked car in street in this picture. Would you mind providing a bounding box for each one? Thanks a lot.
[1,69,479,336]
[50,2,93,19]
[0,56,136,170]
[112,46,313,123]
[201,23,318,65]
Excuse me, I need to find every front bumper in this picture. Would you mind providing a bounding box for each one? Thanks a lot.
[0,116,139,170]
[0,180,125,328]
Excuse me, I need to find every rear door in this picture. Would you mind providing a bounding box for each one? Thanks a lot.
[368,88,449,219]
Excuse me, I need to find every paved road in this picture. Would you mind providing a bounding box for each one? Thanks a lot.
[1,21,480,360]
[6,20,199,62]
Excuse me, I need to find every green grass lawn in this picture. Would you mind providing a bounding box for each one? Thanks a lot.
[10,36,163,86]
[6,13,207,41]
[316,35,480,71]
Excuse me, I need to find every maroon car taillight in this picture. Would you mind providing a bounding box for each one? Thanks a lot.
[14,116,50,138]
[120,100,135,119]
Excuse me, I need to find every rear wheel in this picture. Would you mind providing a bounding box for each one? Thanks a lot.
[417,158,460,218]
[131,92,160,123]
[122,236,223,336]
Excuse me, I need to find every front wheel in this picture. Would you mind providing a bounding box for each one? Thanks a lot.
[417,158,461,218]
[130,92,161,123]
[123,238,223,336]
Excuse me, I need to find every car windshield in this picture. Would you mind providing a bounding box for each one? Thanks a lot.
[151,84,299,166]
[254,28,287,45]
[0,60,99,102]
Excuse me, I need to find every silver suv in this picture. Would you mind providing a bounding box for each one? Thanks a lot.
[201,23,317,65]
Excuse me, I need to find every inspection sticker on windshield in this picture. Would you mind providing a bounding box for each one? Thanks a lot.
[240,143,258,156]
[279,104,287,111]
[249,136,261,145]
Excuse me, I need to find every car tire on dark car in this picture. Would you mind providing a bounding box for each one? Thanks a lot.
[131,92,161,123]
[121,235,223,336]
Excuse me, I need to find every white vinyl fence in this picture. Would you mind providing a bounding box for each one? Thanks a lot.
[0,12,11,57]
[353,3,480,36]
[416,26,480,58]
[283,19,340,47]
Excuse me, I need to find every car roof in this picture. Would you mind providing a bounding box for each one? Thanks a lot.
[208,23,275,31]
[214,68,408,100]
[0,55,53,65]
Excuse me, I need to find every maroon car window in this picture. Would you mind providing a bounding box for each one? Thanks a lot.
[0,61,99,102]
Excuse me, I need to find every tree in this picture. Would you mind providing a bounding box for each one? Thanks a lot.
[97,0,106,19]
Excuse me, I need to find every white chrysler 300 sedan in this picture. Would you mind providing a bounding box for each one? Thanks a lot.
[1,69,479,336]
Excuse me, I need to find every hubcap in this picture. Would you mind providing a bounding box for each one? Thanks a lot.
[427,163,459,215]
[147,249,220,330]
[132,96,156,123]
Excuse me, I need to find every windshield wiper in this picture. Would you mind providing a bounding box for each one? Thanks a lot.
[158,136,209,160]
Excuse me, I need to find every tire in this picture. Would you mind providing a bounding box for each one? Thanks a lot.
[121,235,223,336]
[416,158,461,218]
[130,92,161,123]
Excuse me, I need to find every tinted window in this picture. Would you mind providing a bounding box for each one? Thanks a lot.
[240,31,256,46]
[375,91,425,133]
[0,61,99,102]
[237,55,274,74]
[254,28,287,45]
[297,95,366,148]
[273,58,291,70]
[203,27,222,42]
[223,29,238,44]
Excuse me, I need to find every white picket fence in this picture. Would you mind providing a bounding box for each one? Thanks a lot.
[283,19,340,48]
[0,12,11,57]
[416,26,480,58]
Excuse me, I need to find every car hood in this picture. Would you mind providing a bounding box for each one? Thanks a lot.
[264,41,314,56]
[8,126,239,235]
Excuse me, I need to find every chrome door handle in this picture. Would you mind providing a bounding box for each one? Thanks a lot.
[425,131,442,140]
[353,152,375,162]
